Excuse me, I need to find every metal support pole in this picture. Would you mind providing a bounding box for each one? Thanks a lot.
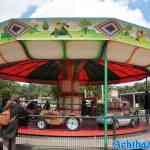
[145,75,148,90]
[133,94,136,108]
[104,50,108,149]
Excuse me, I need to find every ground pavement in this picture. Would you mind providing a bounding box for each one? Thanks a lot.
[0,131,150,150]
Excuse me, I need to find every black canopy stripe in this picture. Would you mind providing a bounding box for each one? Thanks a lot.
[28,60,61,80]
[84,60,118,81]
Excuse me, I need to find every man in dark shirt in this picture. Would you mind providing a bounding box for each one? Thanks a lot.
[0,104,3,113]
[2,100,18,150]
[11,96,28,126]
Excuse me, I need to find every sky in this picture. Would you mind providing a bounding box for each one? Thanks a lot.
[0,0,149,86]
[0,0,150,27]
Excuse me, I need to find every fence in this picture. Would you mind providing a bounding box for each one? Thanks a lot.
[17,115,105,150]
[2,113,150,150]
[112,114,150,150]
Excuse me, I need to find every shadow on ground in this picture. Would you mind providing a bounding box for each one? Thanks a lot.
[0,142,33,150]
[16,144,33,150]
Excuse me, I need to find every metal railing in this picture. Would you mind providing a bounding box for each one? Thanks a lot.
[17,115,105,150]
[1,113,150,150]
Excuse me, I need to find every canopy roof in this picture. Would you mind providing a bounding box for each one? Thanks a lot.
[0,18,150,84]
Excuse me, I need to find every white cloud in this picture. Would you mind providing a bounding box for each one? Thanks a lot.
[0,0,46,22]
[31,0,150,27]
[0,0,149,28]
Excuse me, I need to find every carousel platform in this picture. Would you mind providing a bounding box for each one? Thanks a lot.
[18,124,147,137]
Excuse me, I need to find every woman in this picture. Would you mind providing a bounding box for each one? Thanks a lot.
[1,100,18,150]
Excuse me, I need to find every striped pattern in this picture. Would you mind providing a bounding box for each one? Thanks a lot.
[0,59,146,84]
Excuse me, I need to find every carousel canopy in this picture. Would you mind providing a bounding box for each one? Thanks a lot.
[0,18,150,84]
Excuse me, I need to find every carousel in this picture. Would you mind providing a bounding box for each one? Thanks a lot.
[0,18,150,146]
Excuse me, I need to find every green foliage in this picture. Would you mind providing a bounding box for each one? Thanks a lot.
[79,19,92,35]
[25,83,52,99]
[123,24,133,36]
[0,81,18,98]
[125,24,132,31]
[0,80,56,99]
[1,33,12,39]
[80,19,92,27]
[0,79,148,101]
[80,85,101,97]
[50,85,60,98]
[29,27,39,33]
[42,21,49,31]
[118,80,150,94]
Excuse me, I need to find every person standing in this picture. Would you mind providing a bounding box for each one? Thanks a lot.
[11,96,28,127]
[1,100,18,150]
[2,96,26,150]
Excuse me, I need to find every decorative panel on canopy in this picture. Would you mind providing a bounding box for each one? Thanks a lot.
[0,41,27,63]
[66,41,101,59]
[26,41,64,59]
[106,41,136,63]
[129,47,150,66]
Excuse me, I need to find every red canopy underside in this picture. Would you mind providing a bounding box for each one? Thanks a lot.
[0,59,147,85]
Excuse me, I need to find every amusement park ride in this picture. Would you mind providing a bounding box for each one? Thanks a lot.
[0,18,150,147]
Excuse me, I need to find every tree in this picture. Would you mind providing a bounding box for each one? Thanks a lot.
[0,79,62,107]
[50,85,60,98]
[42,21,49,31]
[79,19,92,35]
[123,24,132,36]
[136,30,144,41]
[117,80,150,94]
[0,80,18,97]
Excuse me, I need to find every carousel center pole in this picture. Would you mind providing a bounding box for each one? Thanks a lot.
[104,45,108,149]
